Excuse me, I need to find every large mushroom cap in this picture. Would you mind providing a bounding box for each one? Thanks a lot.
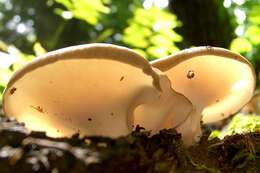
[151,47,255,123]
[3,44,192,138]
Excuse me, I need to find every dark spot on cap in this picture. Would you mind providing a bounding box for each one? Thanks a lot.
[120,76,125,81]
[9,87,17,95]
[88,118,92,121]
[216,99,220,102]
[187,70,195,79]
[30,105,44,113]
[110,112,114,116]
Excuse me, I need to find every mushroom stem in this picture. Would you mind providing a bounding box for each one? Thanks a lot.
[133,75,193,133]
[176,109,202,145]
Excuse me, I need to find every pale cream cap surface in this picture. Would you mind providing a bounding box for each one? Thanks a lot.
[3,43,193,138]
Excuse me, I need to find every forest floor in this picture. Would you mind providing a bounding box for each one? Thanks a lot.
[1,112,260,173]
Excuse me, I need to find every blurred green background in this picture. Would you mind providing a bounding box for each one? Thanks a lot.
[0,0,260,100]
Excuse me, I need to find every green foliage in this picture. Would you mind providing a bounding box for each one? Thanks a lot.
[208,130,221,140]
[55,0,109,25]
[228,0,260,86]
[0,0,64,53]
[123,7,181,60]
[54,0,181,60]
[230,37,253,53]
[223,114,260,136]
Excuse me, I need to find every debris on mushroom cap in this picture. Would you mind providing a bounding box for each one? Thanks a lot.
[2,43,192,139]
[151,46,256,145]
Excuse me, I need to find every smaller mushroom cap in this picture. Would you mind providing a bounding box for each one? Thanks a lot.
[151,47,255,123]
[151,47,255,145]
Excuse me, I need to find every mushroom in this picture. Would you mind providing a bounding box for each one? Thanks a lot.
[2,43,192,138]
[241,90,260,115]
[151,46,256,145]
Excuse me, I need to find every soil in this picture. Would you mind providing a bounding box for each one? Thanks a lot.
[0,112,260,173]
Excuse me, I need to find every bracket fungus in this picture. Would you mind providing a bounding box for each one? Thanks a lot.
[2,44,192,139]
[151,46,256,145]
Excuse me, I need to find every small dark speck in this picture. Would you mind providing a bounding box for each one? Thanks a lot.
[30,105,44,113]
[187,70,195,79]
[57,129,60,132]
[221,113,225,117]
[216,99,220,102]
[49,81,53,84]
[120,76,125,81]
[110,112,114,116]
[9,87,17,95]
[88,118,92,121]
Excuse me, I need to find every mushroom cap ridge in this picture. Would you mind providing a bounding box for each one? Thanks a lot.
[151,46,255,79]
[4,43,161,91]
